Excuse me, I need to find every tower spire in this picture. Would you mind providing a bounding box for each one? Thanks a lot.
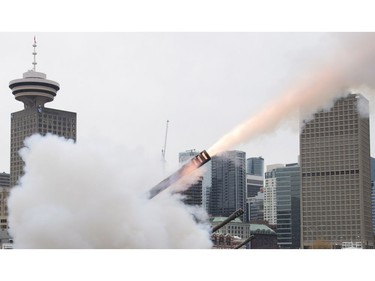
[32,36,37,71]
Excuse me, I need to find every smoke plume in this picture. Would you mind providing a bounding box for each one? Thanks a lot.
[7,134,212,248]
[208,33,375,156]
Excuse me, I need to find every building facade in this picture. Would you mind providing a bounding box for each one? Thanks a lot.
[247,157,264,176]
[264,163,301,249]
[300,94,374,248]
[209,150,246,221]
[371,157,375,236]
[246,191,264,222]
[264,164,284,225]
[246,174,263,198]
[0,173,10,230]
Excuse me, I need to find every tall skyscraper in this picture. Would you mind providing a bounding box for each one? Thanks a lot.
[209,150,246,221]
[264,163,300,248]
[178,149,203,206]
[300,94,373,249]
[9,39,77,188]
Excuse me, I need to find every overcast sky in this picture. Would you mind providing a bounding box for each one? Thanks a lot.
[1,32,375,173]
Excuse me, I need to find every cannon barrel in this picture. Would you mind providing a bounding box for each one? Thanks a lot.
[148,150,211,199]
[235,235,255,249]
[211,208,244,233]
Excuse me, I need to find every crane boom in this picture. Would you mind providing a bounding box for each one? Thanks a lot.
[162,120,169,161]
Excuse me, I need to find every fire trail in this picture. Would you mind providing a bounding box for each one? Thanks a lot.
[148,150,211,199]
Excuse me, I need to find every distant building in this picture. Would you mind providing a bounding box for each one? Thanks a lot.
[0,173,10,187]
[209,150,246,221]
[211,233,244,249]
[210,216,277,249]
[248,223,278,249]
[247,157,264,176]
[210,216,250,249]
[246,190,264,222]
[178,149,203,206]
[264,163,301,249]
[300,94,374,248]
[371,157,375,236]
[246,174,263,198]
[0,173,10,230]
[210,217,251,249]
[264,164,284,225]
[245,157,264,222]
[0,229,13,249]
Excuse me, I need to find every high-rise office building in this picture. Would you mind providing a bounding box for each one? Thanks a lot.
[247,190,264,221]
[300,94,373,249]
[0,173,10,188]
[178,149,203,206]
[264,163,300,249]
[0,173,10,230]
[264,164,283,225]
[245,157,264,222]
[9,40,77,188]
[247,157,264,176]
[209,150,246,221]
[246,174,263,198]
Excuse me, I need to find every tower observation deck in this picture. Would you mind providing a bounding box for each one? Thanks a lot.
[9,37,60,109]
[9,70,60,109]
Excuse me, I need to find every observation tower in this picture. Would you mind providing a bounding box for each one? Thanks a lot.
[9,37,60,109]
[8,37,77,188]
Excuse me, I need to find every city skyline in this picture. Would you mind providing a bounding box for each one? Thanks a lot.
[2,5,375,281]
[3,33,375,176]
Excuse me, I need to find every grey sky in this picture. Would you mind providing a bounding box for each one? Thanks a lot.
[2,33,375,173]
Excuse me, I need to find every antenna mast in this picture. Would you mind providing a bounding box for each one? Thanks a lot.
[32,36,37,71]
[162,120,169,162]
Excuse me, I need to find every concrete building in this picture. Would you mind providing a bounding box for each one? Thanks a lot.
[248,223,278,249]
[210,216,277,249]
[211,217,251,240]
[209,150,246,221]
[264,163,301,249]
[9,40,77,188]
[300,94,374,249]
[0,173,10,230]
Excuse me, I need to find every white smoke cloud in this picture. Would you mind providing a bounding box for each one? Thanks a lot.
[7,134,212,249]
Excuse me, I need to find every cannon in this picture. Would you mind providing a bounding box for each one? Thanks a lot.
[148,150,211,199]
[235,235,255,249]
[211,208,244,233]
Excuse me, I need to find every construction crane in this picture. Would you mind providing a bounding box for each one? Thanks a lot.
[161,120,169,163]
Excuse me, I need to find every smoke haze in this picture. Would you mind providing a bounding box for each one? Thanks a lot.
[7,134,212,248]
[208,33,375,156]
